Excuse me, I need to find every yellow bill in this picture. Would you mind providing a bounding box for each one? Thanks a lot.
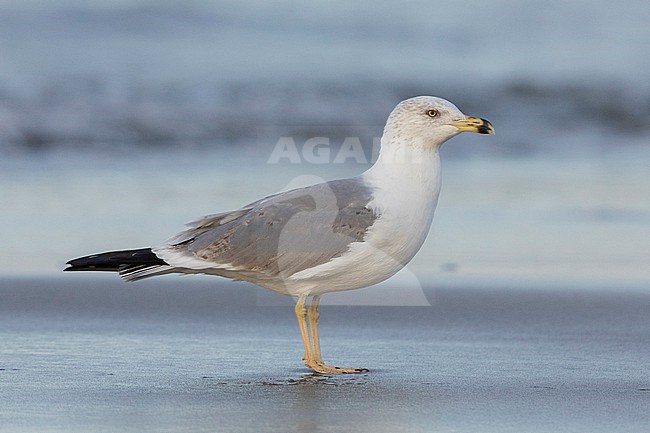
[450,116,495,134]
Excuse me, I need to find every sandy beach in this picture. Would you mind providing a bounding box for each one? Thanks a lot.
[1,277,648,432]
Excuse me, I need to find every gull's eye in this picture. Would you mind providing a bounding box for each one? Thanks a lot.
[426,109,439,118]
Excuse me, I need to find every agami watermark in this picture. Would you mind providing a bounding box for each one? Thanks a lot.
[267,136,382,165]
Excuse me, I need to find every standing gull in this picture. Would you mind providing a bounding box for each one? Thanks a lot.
[65,96,494,374]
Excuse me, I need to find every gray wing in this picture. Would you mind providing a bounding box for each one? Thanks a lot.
[160,178,378,278]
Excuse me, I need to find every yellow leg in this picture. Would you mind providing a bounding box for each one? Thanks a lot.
[307,295,323,363]
[294,294,311,363]
[301,295,368,375]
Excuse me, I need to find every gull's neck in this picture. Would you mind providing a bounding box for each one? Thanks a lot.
[363,133,442,195]
[359,132,443,263]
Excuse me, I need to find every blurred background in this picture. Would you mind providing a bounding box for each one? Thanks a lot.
[1,0,648,290]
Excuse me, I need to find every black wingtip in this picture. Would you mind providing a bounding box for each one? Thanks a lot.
[64,248,165,273]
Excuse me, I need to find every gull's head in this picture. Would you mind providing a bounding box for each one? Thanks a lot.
[384,96,494,148]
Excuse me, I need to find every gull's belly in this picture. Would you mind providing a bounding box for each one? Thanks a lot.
[268,154,442,296]
[285,193,438,296]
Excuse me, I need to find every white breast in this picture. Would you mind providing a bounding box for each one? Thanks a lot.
[288,149,442,296]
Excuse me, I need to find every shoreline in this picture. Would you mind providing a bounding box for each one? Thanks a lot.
[2,275,649,317]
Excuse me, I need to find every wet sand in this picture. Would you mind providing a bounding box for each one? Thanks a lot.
[1,277,649,432]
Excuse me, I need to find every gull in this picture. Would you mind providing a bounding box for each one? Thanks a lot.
[65,96,494,374]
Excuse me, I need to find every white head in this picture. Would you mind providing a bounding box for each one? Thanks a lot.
[383,96,494,149]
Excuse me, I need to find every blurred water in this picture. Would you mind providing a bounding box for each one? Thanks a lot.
[1,0,649,152]
[0,0,649,289]
[1,147,648,290]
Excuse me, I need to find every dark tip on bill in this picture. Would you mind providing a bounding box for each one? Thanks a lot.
[477,118,495,134]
